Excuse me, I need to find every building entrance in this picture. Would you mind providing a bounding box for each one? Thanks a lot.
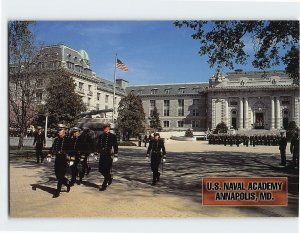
[255,112,264,129]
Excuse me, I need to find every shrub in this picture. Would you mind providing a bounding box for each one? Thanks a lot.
[286,121,299,141]
[185,128,194,137]
[213,122,228,134]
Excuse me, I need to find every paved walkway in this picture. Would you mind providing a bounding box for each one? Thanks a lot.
[10,141,299,217]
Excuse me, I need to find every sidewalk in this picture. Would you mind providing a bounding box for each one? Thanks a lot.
[10,141,299,217]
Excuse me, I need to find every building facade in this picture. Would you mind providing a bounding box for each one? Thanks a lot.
[11,44,299,132]
[34,45,127,120]
[129,83,208,131]
[207,70,299,131]
[130,71,299,132]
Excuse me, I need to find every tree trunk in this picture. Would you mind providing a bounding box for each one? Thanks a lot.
[18,131,24,150]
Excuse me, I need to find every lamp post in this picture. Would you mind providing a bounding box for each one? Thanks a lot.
[41,101,48,147]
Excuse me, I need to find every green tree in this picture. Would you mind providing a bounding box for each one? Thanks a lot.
[213,122,228,134]
[117,92,146,140]
[174,20,299,84]
[284,47,299,85]
[286,121,299,141]
[42,69,87,128]
[149,106,161,131]
[8,21,41,149]
[185,128,194,137]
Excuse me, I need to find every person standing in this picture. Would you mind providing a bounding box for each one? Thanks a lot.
[97,124,119,191]
[146,133,166,186]
[69,127,83,186]
[33,126,46,163]
[290,133,299,168]
[49,124,71,198]
[278,132,287,166]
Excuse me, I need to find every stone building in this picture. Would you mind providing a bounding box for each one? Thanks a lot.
[129,70,299,133]
[33,44,127,120]
[207,70,299,131]
[129,83,208,131]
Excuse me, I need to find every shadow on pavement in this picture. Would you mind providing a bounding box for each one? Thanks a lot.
[10,146,299,216]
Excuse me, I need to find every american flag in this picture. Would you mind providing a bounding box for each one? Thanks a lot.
[116,58,128,72]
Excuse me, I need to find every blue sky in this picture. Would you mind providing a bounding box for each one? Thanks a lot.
[33,21,286,85]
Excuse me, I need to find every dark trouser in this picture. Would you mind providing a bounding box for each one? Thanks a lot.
[99,154,113,187]
[56,177,69,193]
[54,155,69,193]
[292,151,299,167]
[280,149,286,165]
[35,145,43,163]
[70,159,79,184]
[78,155,88,180]
[151,153,161,181]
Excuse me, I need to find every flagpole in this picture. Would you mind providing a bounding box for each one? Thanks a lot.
[112,53,117,123]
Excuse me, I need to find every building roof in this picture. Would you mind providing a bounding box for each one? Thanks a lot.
[129,82,208,96]
[209,70,295,89]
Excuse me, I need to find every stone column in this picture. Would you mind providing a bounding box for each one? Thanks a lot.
[224,99,228,127]
[239,98,243,129]
[244,98,248,129]
[271,97,275,129]
[276,97,281,129]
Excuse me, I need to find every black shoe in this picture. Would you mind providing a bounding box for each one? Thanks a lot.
[108,177,113,185]
[279,162,286,166]
[151,180,156,186]
[70,181,75,187]
[99,185,107,191]
[52,192,60,198]
[66,183,71,193]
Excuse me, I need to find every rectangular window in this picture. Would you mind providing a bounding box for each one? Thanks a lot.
[164,109,170,116]
[151,89,158,94]
[87,97,91,106]
[192,120,200,127]
[36,93,42,101]
[105,95,109,103]
[178,109,184,116]
[163,100,170,116]
[150,100,156,107]
[178,99,184,107]
[79,82,84,89]
[150,109,154,116]
[164,89,170,94]
[105,105,108,110]
[88,85,92,91]
[230,101,238,106]
[193,99,200,106]
[192,109,199,116]
[178,99,184,116]
[178,121,184,127]
[178,88,186,94]
[96,104,100,110]
[97,93,100,101]
[164,100,170,107]
[163,121,170,128]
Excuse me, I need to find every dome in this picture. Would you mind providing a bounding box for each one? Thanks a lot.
[79,49,89,61]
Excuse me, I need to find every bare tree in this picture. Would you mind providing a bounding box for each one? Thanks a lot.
[9,21,41,149]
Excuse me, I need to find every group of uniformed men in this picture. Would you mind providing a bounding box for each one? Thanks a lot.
[34,124,167,198]
[207,132,299,168]
[208,134,283,147]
